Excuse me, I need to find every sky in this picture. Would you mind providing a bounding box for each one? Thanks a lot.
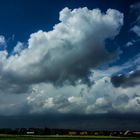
[0,0,140,130]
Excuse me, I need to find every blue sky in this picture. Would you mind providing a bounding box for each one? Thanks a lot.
[0,0,140,130]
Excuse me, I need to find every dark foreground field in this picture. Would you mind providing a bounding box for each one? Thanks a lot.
[0,135,139,140]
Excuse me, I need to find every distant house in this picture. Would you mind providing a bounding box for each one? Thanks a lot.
[124,130,133,136]
[110,131,119,136]
[26,131,35,135]
[124,130,140,137]
[80,131,88,135]
[132,132,140,137]
[68,131,77,135]
[94,132,99,136]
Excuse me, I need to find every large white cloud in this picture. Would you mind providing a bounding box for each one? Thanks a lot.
[2,7,123,86]
[0,7,139,116]
[0,7,128,115]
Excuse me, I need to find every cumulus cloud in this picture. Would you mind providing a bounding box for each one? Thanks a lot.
[0,6,139,120]
[0,7,127,115]
[2,7,123,87]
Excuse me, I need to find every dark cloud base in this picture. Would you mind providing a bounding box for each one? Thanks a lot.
[0,114,140,131]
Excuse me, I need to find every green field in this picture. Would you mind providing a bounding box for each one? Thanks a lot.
[0,135,139,140]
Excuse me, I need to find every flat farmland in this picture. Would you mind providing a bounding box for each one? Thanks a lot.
[0,135,139,140]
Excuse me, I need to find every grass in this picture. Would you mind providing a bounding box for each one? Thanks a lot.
[0,135,139,140]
